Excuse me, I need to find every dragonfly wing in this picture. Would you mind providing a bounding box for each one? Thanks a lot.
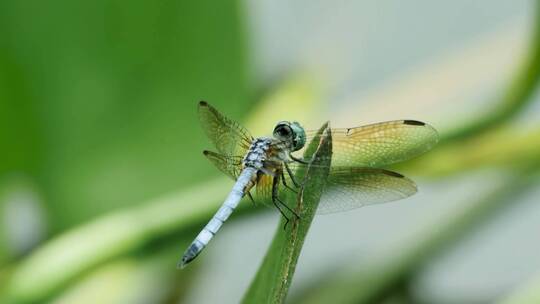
[203,150,243,181]
[198,101,254,157]
[315,166,417,214]
[256,164,416,214]
[255,174,275,208]
[304,120,438,167]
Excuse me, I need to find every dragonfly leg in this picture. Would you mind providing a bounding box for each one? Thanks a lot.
[280,170,297,193]
[246,191,256,205]
[272,199,290,230]
[272,175,300,230]
[289,153,309,165]
[284,162,300,188]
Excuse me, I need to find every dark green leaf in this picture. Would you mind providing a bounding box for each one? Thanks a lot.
[242,122,332,304]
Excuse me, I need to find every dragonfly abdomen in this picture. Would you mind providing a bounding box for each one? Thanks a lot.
[179,167,258,268]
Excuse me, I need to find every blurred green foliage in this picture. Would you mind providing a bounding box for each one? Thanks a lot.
[2,1,540,304]
[0,0,249,232]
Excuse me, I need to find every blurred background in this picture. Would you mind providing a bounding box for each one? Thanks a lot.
[1,0,540,303]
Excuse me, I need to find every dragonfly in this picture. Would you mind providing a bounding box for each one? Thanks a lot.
[179,101,438,268]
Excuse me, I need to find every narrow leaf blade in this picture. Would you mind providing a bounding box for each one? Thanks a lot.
[242,122,332,304]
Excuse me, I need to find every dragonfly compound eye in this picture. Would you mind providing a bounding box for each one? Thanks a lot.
[273,122,293,138]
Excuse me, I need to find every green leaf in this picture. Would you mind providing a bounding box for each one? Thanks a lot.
[242,122,332,304]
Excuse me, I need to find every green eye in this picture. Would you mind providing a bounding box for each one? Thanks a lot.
[290,122,306,151]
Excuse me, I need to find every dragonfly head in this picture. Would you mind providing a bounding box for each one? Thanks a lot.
[273,121,306,152]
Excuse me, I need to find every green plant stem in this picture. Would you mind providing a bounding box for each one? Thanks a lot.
[439,1,540,143]
[242,123,332,304]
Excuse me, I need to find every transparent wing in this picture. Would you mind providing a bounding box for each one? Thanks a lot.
[203,150,243,180]
[255,174,275,207]
[302,120,438,167]
[253,165,417,214]
[317,166,417,214]
[198,101,253,157]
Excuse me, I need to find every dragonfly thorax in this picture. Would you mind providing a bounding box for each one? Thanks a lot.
[243,138,272,169]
